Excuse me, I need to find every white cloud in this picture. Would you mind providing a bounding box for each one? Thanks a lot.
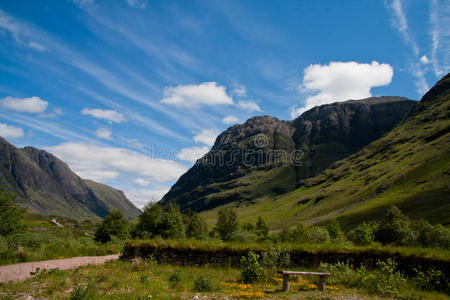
[125,0,147,9]
[420,55,430,64]
[45,142,188,183]
[124,186,170,208]
[237,101,261,112]
[0,96,48,113]
[0,123,24,139]
[387,0,429,94]
[0,10,46,51]
[161,82,234,107]
[222,115,239,124]
[81,108,125,123]
[95,128,112,140]
[135,178,150,187]
[193,129,219,146]
[233,84,247,97]
[291,61,393,118]
[177,146,209,163]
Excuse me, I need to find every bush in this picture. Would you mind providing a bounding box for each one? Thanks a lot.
[229,230,258,243]
[0,189,25,236]
[183,210,208,240]
[376,206,412,246]
[94,210,128,243]
[318,261,361,287]
[348,222,377,245]
[240,251,261,283]
[256,217,269,238]
[70,279,93,300]
[326,219,345,243]
[413,220,450,248]
[370,259,407,297]
[260,250,290,281]
[159,204,185,239]
[134,204,163,238]
[215,207,238,241]
[169,270,182,287]
[134,203,185,239]
[414,267,448,293]
[193,274,213,292]
[307,226,331,244]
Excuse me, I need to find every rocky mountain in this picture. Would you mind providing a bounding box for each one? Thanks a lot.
[201,74,450,228]
[161,96,416,211]
[0,138,141,220]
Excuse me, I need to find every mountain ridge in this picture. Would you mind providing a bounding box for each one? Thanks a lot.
[0,138,141,220]
[161,96,417,212]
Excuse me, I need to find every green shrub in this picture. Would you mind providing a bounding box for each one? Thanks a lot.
[240,251,261,283]
[260,250,290,281]
[318,261,359,286]
[169,270,182,287]
[307,226,331,244]
[325,219,346,243]
[70,279,93,300]
[376,206,412,246]
[193,274,213,292]
[215,207,238,241]
[183,210,208,240]
[229,230,258,242]
[370,259,407,297]
[256,217,269,238]
[0,189,25,236]
[94,210,128,243]
[349,222,377,245]
[414,267,448,293]
[134,203,185,239]
[413,220,450,248]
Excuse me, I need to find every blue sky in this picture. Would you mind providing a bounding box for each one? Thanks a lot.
[0,0,448,207]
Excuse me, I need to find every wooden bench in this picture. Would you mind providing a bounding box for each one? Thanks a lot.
[277,270,333,292]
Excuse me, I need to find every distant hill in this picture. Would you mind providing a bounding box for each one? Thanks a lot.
[200,74,450,228]
[0,138,141,220]
[161,96,416,212]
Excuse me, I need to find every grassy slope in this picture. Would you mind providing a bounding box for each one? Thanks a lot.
[201,76,450,229]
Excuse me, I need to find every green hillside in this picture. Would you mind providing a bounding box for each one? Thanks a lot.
[201,74,450,229]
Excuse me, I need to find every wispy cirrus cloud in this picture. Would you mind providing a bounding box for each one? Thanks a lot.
[0,9,46,51]
[386,0,429,94]
[429,0,450,77]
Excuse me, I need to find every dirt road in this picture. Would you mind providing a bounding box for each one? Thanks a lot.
[0,254,120,283]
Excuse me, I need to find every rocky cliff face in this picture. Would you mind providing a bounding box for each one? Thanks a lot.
[0,138,140,220]
[161,97,416,211]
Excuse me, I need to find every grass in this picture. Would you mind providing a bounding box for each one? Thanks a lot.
[0,213,122,266]
[0,258,448,299]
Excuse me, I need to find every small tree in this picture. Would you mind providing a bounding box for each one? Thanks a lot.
[0,189,25,236]
[184,210,208,240]
[215,207,238,241]
[159,203,185,239]
[134,203,163,238]
[240,251,261,283]
[326,219,345,243]
[256,217,269,238]
[350,222,377,245]
[376,206,411,245]
[94,209,128,243]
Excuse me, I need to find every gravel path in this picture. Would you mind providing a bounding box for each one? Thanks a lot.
[0,254,120,283]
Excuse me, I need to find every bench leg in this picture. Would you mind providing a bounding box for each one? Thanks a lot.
[282,274,290,292]
[319,275,326,291]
